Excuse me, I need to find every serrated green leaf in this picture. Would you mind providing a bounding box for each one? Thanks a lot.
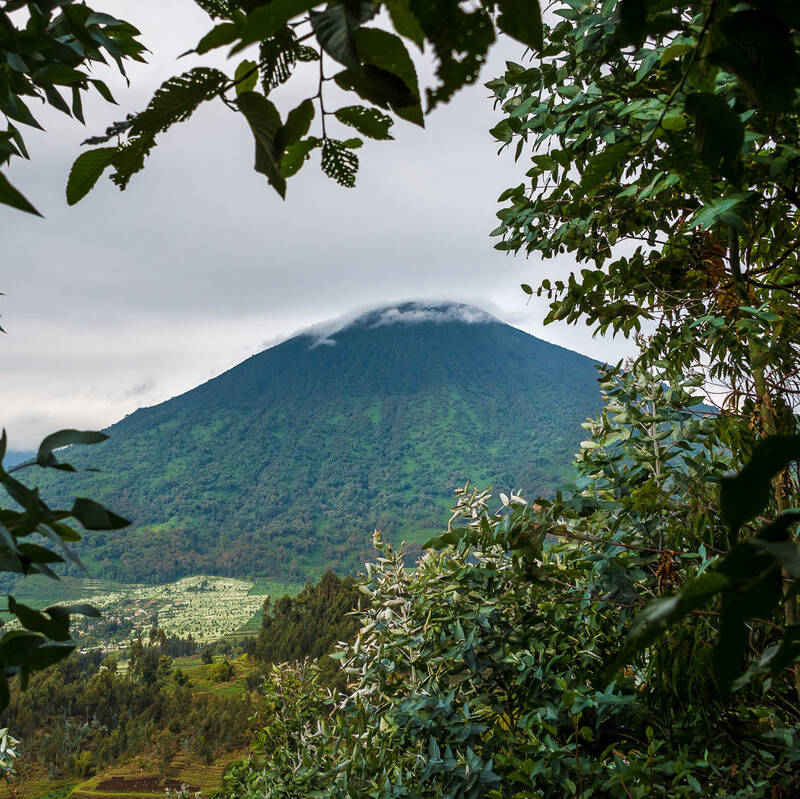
[130,68,228,137]
[496,0,543,52]
[321,139,358,187]
[334,105,393,140]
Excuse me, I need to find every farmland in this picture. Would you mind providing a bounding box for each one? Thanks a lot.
[7,574,303,649]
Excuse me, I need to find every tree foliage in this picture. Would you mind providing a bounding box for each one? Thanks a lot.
[68,0,545,200]
[0,1,145,214]
[489,0,800,692]
[223,433,800,796]
[255,570,361,688]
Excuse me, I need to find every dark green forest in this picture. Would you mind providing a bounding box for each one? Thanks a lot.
[255,570,361,688]
[0,573,363,784]
[0,635,253,781]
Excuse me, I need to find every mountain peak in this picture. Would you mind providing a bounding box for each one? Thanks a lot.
[38,300,601,584]
[302,301,499,348]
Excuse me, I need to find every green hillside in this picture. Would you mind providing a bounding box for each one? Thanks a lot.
[37,303,601,583]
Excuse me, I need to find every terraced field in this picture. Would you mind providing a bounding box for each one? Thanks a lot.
[23,749,246,799]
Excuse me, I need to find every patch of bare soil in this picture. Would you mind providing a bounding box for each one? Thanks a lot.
[93,777,201,793]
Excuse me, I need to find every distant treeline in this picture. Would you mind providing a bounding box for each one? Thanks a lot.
[255,570,362,688]
[1,630,252,781]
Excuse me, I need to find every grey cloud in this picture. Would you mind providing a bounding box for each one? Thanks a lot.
[1,4,639,448]
[121,378,156,400]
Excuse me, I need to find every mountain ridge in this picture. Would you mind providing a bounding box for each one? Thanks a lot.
[35,302,603,583]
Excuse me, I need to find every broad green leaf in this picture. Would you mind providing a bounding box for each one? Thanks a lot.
[684,92,744,169]
[47,604,100,619]
[496,0,543,52]
[0,631,46,667]
[195,21,241,54]
[276,98,315,153]
[237,0,322,50]
[8,597,71,641]
[385,0,425,49]
[15,544,63,565]
[66,148,118,205]
[334,106,393,140]
[354,27,422,125]
[280,137,321,178]
[660,42,692,67]
[689,192,755,231]
[720,436,800,535]
[310,2,378,70]
[234,60,259,95]
[237,91,286,198]
[37,429,108,465]
[71,498,130,530]
[24,643,76,671]
[334,66,418,125]
[31,65,86,86]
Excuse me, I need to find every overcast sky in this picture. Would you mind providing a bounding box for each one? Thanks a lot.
[2,2,637,450]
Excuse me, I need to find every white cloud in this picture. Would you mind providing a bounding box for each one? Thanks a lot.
[304,301,496,347]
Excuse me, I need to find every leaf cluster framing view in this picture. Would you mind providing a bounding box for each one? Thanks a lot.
[2,0,800,794]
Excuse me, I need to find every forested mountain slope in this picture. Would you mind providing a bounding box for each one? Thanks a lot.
[39,302,602,582]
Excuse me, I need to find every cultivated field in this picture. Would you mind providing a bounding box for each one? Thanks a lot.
[7,574,302,648]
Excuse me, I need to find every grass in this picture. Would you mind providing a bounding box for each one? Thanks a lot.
[174,653,255,696]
